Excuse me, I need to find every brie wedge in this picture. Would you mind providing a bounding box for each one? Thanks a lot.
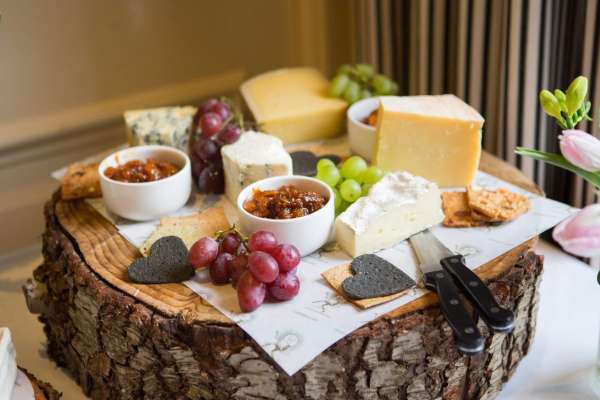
[335,171,443,257]
[0,328,17,400]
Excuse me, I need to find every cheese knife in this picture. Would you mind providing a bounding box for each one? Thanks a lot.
[409,231,484,355]
[410,231,515,351]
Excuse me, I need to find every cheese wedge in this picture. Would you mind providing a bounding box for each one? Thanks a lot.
[240,68,347,144]
[335,171,443,257]
[221,131,293,203]
[124,106,197,152]
[374,95,484,187]
[0,328,17,400]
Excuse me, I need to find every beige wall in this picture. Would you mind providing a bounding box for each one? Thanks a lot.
[0,0,294,123]
[0,0,353,256]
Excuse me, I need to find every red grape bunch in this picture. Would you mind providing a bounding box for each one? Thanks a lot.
[190,98,244,194]
[187,228,301,312]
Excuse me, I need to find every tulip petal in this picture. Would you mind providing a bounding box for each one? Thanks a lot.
[553,204,600,258]
[559,130,600,172]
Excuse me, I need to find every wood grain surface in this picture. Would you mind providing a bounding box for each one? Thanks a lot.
[55,142,541,325]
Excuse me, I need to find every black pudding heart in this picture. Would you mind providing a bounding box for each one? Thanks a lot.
[290,151,341,176]
[128,236,195,284]
[341,254,416,299]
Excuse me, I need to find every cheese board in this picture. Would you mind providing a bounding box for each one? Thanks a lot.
[28,146,545,399]
[24,66,575,399]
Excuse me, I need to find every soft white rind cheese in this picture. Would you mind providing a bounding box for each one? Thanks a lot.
[336,171,444,257]
[0,328,17,400]
[124,106,197,152]
[221,131,293,203]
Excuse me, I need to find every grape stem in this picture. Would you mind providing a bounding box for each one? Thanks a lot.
[213,224,250,254]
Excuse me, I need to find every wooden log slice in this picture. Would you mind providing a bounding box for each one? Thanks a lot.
[26,151,544,400]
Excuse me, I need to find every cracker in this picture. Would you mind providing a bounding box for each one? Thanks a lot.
[61,162,102,200]
[441,192,490,227]
[467,187,530,221]
[322,262,413,309]
[141,207,230,255]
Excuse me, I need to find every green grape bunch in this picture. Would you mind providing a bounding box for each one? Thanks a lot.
[315,156,386,215]
[539,76,592,130]
[329,63,399,105]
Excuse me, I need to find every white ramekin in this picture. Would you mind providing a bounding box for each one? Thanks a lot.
[346,97,380,161]
[98,145,192,221]
[237,176,335,256]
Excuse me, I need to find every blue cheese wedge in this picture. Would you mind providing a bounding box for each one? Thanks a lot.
[335,171,444,257]
[221,131,293,203]
[124,106,197,151]
[0,328,17,400]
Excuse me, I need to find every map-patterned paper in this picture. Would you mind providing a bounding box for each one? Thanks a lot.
[82,171,577,376]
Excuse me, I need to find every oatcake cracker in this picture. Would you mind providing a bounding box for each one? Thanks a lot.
[141,207,230,255]
[441,192,490,227]
[467,187,530,221]
[61,162,102,200]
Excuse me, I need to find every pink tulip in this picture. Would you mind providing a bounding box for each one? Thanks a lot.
[559,130,600,172]
[553,204,600,257]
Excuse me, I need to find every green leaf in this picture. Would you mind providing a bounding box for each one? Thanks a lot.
[515,147,600,188]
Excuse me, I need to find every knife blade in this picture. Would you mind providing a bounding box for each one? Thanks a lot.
[409,231,484,355]
[411,230,515,333]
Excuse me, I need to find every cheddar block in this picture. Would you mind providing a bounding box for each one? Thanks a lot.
[374,95,484,187]
[240,68,347,144]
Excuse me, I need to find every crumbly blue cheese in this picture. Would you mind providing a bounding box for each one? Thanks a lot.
[0,328,17,400]
[124,106,197,151]
[221,131,293,203]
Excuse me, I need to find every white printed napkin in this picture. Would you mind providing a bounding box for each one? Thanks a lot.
[82,171,576,375]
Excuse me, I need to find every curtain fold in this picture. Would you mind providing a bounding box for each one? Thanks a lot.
[353,0,600,209]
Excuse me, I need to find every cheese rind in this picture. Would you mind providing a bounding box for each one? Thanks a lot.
[124,106,197,152]
[335,171,443,257]
[374,95,484,187]
[0,328,17,400]
[221,131,293,203]
[240,68,347,144]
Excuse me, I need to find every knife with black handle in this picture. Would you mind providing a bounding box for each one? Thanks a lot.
[410,230,516,355]
[422,268,485,355]
[441,255,514,333]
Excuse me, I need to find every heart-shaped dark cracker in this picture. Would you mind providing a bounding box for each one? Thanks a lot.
[341,254,416,300]
[128,236,194,284]
[290,151,341,176]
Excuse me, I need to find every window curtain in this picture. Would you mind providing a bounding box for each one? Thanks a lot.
[351,0,600,209]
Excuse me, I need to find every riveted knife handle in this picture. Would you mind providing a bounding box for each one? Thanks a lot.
[423,270,485,355]
[441,255,515,333]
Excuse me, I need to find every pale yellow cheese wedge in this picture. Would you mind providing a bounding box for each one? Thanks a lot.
[240,68,347,144]
[374,95,484,187]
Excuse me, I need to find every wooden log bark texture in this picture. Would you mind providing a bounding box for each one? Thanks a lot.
[26,193,543,400]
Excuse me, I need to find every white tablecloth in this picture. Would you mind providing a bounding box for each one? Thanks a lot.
[499,241,599,400]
